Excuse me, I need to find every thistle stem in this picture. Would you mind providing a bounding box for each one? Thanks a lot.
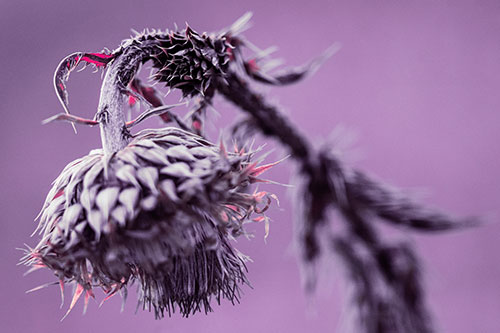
[96,41,162,155]
[97,62,130,155]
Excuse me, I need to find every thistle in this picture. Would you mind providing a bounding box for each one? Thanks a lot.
[22,15,279,319]
[23,13,478,331]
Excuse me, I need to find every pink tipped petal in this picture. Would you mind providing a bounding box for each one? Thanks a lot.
[249,164,273,177]
[83,290,94,314]
[23,265,45,277]
[225,204,239,212]
[249,156,289,177]
[99,288,119,308]
[252,216,265,222]
[242,162,258,176]
[53,189,64,200]
[59,280,65,308]
[253,191,267,203]
[61,284,84,321]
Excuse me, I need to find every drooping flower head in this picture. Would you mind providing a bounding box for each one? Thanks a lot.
[23,127,278,318]
[22,14,282,319]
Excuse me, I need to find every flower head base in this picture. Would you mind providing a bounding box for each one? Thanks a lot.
[22,127,277,318]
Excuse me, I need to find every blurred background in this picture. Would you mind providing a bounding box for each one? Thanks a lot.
[1,0,499,332]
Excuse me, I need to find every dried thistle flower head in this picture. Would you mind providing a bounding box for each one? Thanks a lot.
[23,127,278,319]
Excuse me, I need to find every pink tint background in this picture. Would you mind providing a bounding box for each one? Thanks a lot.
[1,0,499,332]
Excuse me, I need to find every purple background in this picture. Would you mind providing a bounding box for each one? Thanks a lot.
[1,0,499,332]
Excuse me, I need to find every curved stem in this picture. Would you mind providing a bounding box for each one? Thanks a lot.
[97,61,129,155]
[96,43,158,155]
